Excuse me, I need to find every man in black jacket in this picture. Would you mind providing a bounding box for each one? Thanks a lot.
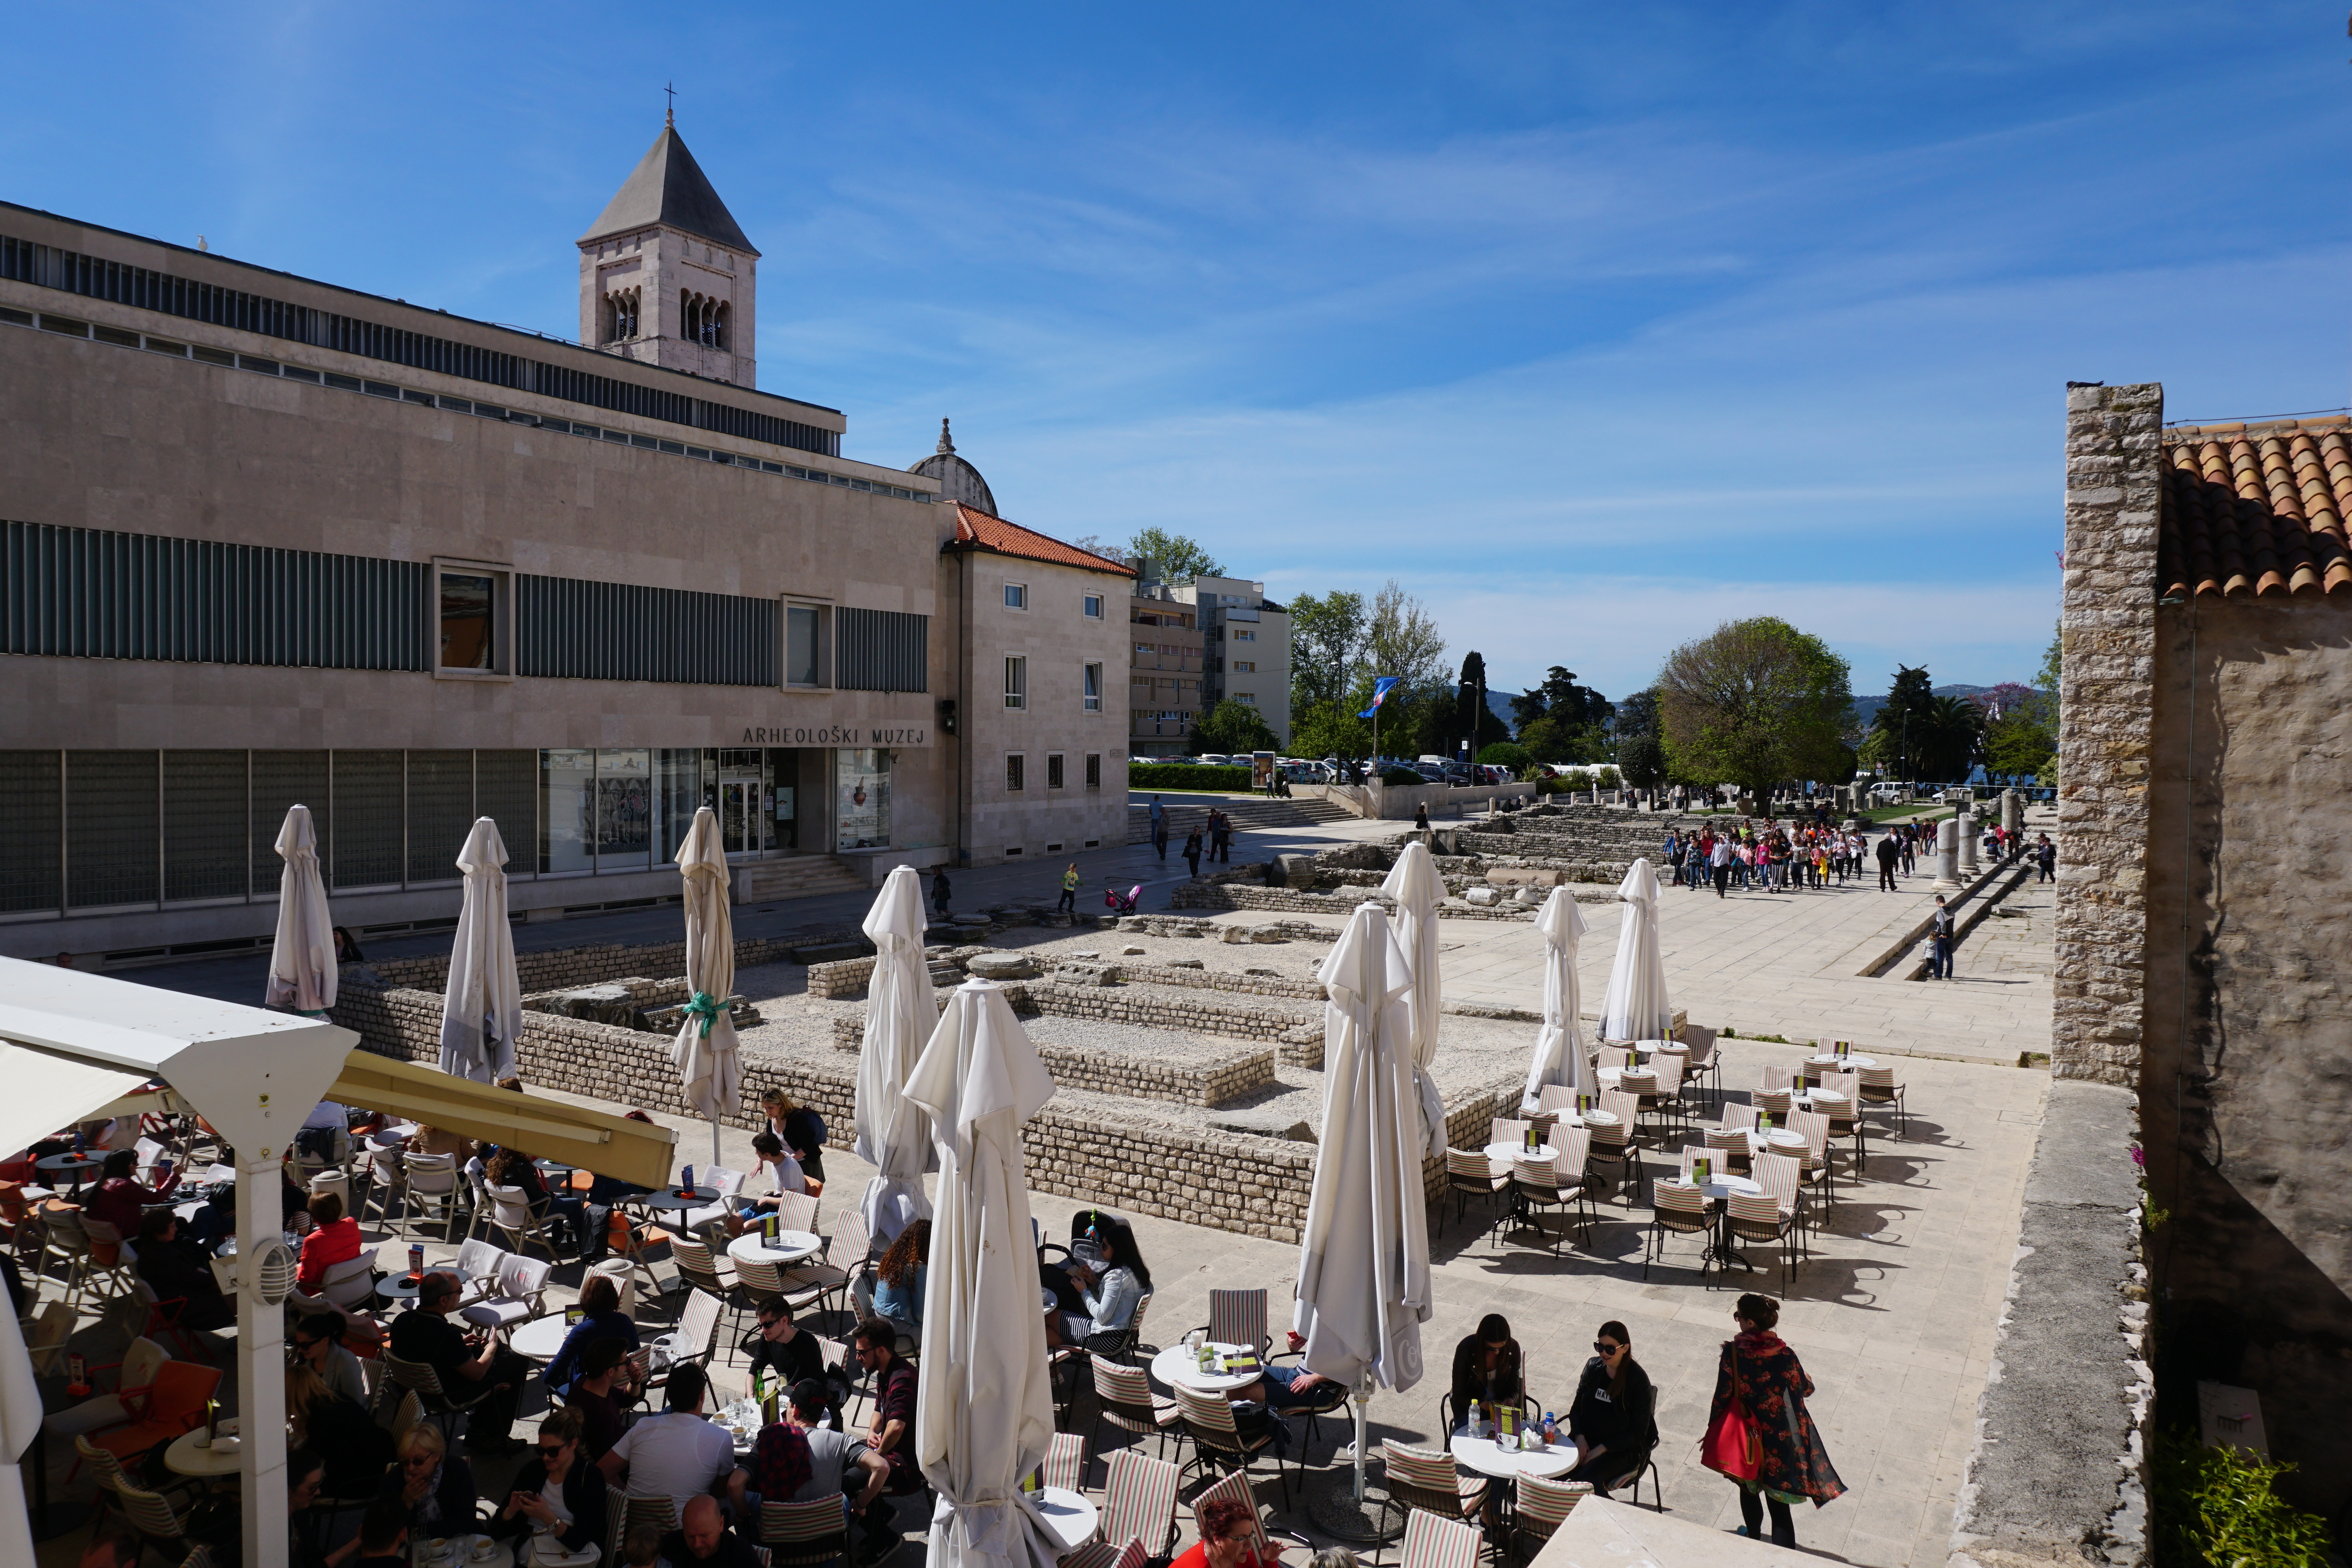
[389,1271,529,1453]
[1875,832,1901,891]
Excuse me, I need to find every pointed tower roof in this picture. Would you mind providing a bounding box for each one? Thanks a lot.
[580,125,758,254]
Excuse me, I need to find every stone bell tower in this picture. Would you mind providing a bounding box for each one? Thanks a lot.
[577,109,760,387]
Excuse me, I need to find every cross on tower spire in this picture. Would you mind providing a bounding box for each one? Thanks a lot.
[664,82,676,128]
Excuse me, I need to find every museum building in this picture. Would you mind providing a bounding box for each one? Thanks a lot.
[0,123,973,964]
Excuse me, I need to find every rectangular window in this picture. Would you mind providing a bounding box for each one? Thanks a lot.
[164,750,247,902]
[438,569,498,671]
[0,751,62,914]
[786,604,826,687]
[1083,663,1102,713]
[1005,655,1027,710]
[1131,674,1151,687]
[1007,754,1025,792]
[1004,583,1027,610]
[252,752,328,894]
[1237,693,1257,704]
[403,751,474,884]
[1083,594,1104,618]
[1047,753,1065,789]
[67,750,158,910]
[1233,660,1255,673]
[1234,629,1255,641]
[540,748,595,874]
[594,748,653,871]
[1085,753,1101,788]
[330,751,403,890]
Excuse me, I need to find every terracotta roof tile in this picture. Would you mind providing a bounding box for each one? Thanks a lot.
[2160,417,2352,600]
[945,502,1138,577]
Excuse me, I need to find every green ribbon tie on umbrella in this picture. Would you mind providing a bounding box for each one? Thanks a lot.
[683,990,735,1038]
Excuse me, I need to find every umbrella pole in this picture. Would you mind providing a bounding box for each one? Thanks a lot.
[1352,1382,1370,1504]
[711,1116,723,1169]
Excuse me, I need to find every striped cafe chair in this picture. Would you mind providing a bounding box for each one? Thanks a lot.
[1043,1430,1087,1492]
[1511,1475,1594,1559]
[1509,1156,1577,1256]
[1399,1506,1485,1568]
[1588,1091,1643,1209]
[1859,1064,1910,1138]
[1082,1447,1181,1562]
[1789,1108,1837,1212]
[1644,1176,1710,1282]
[1378,1442,1488,1549]
[1090,1359,1181,1463]
[1444,1148,1509,1235]
[1703,1122,1749,1175]
[1201,1288,1269,1358]
[1818,1070,1868,1171]
[1058,1538,1148,1568]
[759,1496,852,1568]
[1189,1467,1279,1562]
[1172,1382,1288,1508]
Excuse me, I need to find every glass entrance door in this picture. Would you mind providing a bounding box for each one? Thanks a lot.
[719,765,764,857]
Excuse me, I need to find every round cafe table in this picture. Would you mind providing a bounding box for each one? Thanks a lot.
[36,1153,103,1193]
[1449,1430,1578,1481]
[1658,1174,1767,1270]
[1807,1054,1877,1071]
[1031,1487,1099,1552]
[421,1534,513,1568]
[1541,1109,1618,1132]
[508,1314,574,1362]
[726,1229,823,1268]
[1484,1144,1555,1167]
[379,1265,471,1305]
[1148,1343,1262,1395]
[165,1429,245,1480]
[633,1187,717,1216]
[1740,1128,1809,1158]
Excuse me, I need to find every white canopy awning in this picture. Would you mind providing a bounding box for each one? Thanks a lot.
[0,1039,152,1159]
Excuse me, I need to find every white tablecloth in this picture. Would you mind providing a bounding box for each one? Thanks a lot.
[1149,1343,1262,1394]
[507,1314,573,1362]
[1450,1431,1578,1479]
[1034,1487,1098,1550]
[1484,1143,1555,1165]
[726,1229,823,1266]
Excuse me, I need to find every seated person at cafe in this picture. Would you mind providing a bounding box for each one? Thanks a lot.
[183,1184,237,1251]
[486,1407,610,1560]
[133,1206,235,1330]
[376,1425,478,1544]
[774,1378,886,1514]
[544,1272,640,1398]
[295,1189,364,1294]
[732,1130,806,1218]
[760,1089,827,1195]
[660,1496,763,1568]
[851,1317,926,1554]
[566,1337,634,1462]
[293,1310,370,1406]
[740,1297,829,1398]
[597,1362,743,1517]
[1171,1492,1282,1568]
[287,1359,394,1502]
[1565,1319,1657,1493]
[352,1497,413,1568]
[389,1270,530,1455]
[485,1145,589,1256]
[1044,1219,1147,1349]
[872,1219,929,1334]
[81,1146,182,1238]
[1450,1313,1524,1424]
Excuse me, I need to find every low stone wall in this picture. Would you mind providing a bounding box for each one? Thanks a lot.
[1024,981,1322,1068]
[807,955,877,999]
[1947,1081,2149,1568]
[1022,1105,1317,1242]
[366,927,858,995]
[1111,961,1326,1003]
[826,1011,1275,1108]
[1170,882,1396,918]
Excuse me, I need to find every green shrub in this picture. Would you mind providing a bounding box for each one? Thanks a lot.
[2151,1430,2331,1568]
[1130,763,1251,791]
[1476,742,1533,771]
[1380,767,1425,787]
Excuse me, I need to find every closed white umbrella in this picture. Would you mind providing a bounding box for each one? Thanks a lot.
[1522,886,1594,1105]
[0,1279,40,1567]
[857,864,937,1245]
[902,979,1061,1568]
[264,804,336,1015]
[1597,857,1672,1041]
[1295,902,1431,1509]
[671,807,742,1168]
[1376,841,1448,1160]
[439,818,522,1084]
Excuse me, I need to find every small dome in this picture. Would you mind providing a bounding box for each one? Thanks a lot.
[908,417,997,514]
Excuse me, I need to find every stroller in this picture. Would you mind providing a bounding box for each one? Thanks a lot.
[1104,884,1141,916]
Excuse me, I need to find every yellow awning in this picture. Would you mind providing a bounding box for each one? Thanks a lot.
[326,1052,676,1189]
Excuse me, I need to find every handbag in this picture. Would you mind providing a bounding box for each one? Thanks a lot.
[1699,1345,1762,1480]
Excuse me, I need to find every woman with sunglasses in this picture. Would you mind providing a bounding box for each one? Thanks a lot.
[1565,1320,1657,1493]
[488,1407,609,1562]
[377,1426,477,1546]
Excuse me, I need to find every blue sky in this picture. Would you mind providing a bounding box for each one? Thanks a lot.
[8,3,2346,701]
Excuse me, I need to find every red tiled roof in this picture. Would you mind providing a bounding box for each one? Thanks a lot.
[945,502,1137,577]
[2161,417,2352,600]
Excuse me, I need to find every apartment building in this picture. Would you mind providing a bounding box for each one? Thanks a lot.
[1128,585,1204,756]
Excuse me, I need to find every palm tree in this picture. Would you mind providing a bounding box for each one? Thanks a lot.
[1913,696,1986,783]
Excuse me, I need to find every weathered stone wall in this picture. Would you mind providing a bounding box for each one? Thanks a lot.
[2140,587,2352,1518]
[2053,382,2163,1086]
[807,955,876,999]
[368,928,857,997]
[824,1012,1274,1107]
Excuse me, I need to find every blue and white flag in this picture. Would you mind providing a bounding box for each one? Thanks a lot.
[1358,676,1403,718]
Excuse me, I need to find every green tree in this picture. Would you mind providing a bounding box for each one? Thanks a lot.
[1127,527,1224,582]
[1516,711,1606,765]
[1288,590,1367,716]
[1191,698,1277,755]
[1617,731,1667,790]
[1615,687,1661,740]
[1289,700,1370,760]
[1869,666,1938,781]
[1913,694,1986,783]
[1658,617,1857,801]
[1508,684,1548,731]
[2037,618,2062,701]
[1365,580,1448,688]
[1982,711,2053,783]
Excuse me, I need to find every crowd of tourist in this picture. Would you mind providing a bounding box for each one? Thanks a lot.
[1662,814,2053,900]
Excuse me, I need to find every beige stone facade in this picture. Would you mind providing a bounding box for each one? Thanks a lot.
[1168,574,1291,746]
[0,199,953,959]
[575,123,759,387]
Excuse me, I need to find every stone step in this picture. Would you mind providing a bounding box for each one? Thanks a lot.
[1126,796,1354,844]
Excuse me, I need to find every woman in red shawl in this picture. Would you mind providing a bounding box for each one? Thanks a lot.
[1708,1293,1843,1547]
